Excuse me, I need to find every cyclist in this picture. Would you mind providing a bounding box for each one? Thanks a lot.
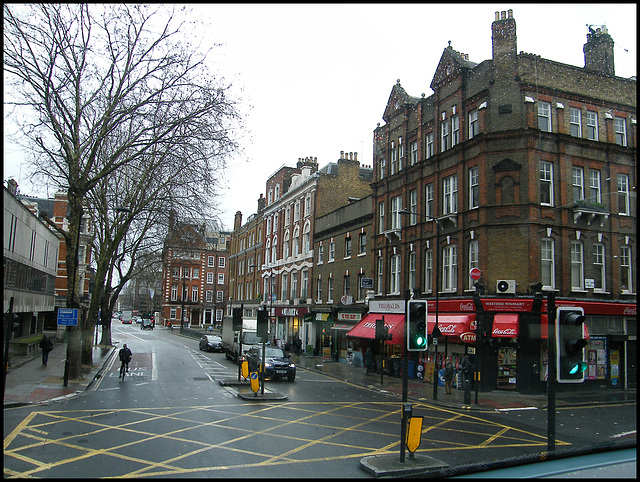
[119,344,132,378]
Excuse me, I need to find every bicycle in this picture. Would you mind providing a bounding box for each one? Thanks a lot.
[119,360,129,379]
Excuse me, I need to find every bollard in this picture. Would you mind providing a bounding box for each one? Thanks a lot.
[463,377,471,405]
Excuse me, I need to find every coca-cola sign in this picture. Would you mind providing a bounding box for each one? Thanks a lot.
[492,327,517,337]
[439,324,458,334]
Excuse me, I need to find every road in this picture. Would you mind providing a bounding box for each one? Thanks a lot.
[4,324,636,478]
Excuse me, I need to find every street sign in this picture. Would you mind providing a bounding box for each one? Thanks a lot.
[57,308,79,326]
[361,277,374,289]
[469,267,482,280]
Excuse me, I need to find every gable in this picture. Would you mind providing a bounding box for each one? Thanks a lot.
[430,46,477,90]
[493,158,522,172]
[382,80,420,122]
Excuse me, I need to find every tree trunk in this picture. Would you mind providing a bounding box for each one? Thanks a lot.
[66,326,83,380]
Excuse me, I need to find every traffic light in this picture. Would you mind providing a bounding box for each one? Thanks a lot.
[555,307,587,383]
[257,308,268,341]
[407,300,428,351]
[375,318,392,341]
[232,307,242,331]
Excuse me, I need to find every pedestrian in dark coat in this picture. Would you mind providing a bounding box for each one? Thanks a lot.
[444,358,454,394]
[39,335,53,366]
[462,354,474,381]
[364,347,375,375]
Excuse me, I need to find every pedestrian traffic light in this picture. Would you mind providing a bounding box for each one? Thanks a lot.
[375,318,392,341]
[407,300,428,351]
[257,308,268,341]
[555,307,587,383]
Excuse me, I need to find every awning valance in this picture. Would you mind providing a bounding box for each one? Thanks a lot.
[492,313,519,337]
[331,323,354,331]
[346,313,404,345]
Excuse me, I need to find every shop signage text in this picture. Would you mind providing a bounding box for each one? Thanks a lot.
[338,312,362,322]
[460,332,476,343]
[369,300,404,313]
[276,307,308,317]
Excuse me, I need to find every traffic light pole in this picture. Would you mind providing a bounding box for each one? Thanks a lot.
[547,292,556,451]
[400,289,410,463]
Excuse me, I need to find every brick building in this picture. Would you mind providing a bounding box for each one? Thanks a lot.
[367,9,636,393]
[160,219,230,328]
[229,152,373,353]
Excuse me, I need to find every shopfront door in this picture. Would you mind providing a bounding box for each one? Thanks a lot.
[497,346,517,390]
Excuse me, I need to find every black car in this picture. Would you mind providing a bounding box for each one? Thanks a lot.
[199,335,223,352]
[141,318,154,330]
[245,345,296,381]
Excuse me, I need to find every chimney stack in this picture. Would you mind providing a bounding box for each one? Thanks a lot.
[584,25,615,76]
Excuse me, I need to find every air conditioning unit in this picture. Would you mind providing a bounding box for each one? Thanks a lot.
[496,280,516,294]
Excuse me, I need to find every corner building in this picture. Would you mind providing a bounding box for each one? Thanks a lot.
[370,9,636,393]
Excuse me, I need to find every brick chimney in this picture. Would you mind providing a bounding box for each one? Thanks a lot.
[492,9,517,62]
[584,26,615,76]
[7,178,18,195]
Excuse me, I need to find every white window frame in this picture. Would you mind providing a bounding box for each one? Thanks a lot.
[301,270,308,299]
[571,241,584,291]
[468,240,479,290]
[538,101,552,132]
[409,189,417,225]
[327,276,334,303]
[570,107,582,137]
[377,257,384,295]
[617,174,630,215]
[425,184,434,218]
[317,241,324,264]
[390,254,401,294]
[593,243,605,292]
[344,236,351,259]
[469,166,479,209]
[217,273,224,284]
[443,175,458,215]
[208,256,215,267]
[442,244,457,292]
[441,116,449,152]
[426,133,434,159]
[390,140,398,175]
[398,136,404,169]
[218,256,225,268]
[424,249,433,294]
[468,109,478,139]
[451,114,460,147]
[572,166,585,202]
[391,195,403,229]
[614,117,627,146]
[589,170,601,204]
[328,239,335,262]
[540,160,554,206]
[408,251,416,293]
[358,232,366,255]
[378,201,385,233]
[620,245,633,293]
[316,276,323,303]
[379,157,386,180]
[541,238,555,290]
[410,141,418,165]
[207,272,214,284]
[586,111,598,141]
[281,273,288,301]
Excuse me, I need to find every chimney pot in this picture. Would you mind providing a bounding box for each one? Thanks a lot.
[507,9,513,18]
[501,11,506,20]
[495,11,499,21]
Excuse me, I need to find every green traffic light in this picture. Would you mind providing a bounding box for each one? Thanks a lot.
[415,335,426,347]
[568,361,588,375]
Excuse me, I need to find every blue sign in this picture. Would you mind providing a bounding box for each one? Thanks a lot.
[57,308,79,326]
[361,277,374,289]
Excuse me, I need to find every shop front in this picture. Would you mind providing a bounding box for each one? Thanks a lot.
[332,311,363,363]
[274,306,308,354]
[346,312,405,370]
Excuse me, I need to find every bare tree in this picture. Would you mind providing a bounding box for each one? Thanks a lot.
[4,4,243,378]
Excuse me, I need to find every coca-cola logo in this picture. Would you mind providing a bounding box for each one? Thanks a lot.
[623,307,637,316]
[439,324,457,333]
[493,328,517,336]
[460,302,474,311]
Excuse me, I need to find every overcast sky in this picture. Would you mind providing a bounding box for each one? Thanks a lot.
[4,3,636,230]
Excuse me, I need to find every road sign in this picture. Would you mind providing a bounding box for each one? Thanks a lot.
[469,267,482,280]
[57,308,79,326]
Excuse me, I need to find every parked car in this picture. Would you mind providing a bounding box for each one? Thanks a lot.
[141,319,154,330]
[244,345,296,381]
[199,335,223,352]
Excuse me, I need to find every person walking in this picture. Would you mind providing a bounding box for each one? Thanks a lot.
[443,358,454,394]
[39,334,54,367]
[462,354,474,382]
[364,347,375,375]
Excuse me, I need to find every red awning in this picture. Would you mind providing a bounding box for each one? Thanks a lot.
[346,313,405,345]
[492,313,519,338]
[541,314,590,340]
[428,314,475,337]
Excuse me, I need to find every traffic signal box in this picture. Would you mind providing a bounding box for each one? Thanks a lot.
[257,308,268,341]
[555,307,588,383]
[375,318,392,341]
[232,307,243,331]
[407,300,428,351]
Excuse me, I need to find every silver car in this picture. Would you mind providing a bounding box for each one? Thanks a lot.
[199,335,223,352]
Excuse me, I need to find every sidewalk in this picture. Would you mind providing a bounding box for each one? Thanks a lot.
[288,354,636,411]
[3,340,117,407]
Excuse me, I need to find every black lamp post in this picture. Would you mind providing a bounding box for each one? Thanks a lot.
[399,209,440,401]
